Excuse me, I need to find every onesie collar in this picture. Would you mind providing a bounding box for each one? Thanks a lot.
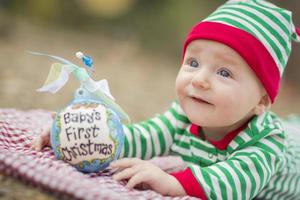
[189,121,249,150]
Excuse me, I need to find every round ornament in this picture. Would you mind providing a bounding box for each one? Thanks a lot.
[51,99,125,173]
[32,51,130,173]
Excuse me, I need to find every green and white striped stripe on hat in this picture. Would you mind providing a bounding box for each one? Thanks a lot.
[183,0,300,103]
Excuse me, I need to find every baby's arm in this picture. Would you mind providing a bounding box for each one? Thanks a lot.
[171,134,285,199]
[30,112,56,150]
[120,101,181,160]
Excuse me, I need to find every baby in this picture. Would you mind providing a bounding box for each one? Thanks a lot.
[32,0,300,199]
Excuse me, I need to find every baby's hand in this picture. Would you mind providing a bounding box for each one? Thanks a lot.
[110,158,186,196]
[30,112,56,151]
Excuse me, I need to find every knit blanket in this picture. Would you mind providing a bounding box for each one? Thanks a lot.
[0,109,196,200]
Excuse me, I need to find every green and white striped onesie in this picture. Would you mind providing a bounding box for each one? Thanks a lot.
[119,101,300,200]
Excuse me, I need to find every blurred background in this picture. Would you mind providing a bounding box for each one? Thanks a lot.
[0,1,299,199]
[0,0,299,122]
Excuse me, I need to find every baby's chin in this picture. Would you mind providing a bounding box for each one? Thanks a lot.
[186,114,213,127]
[187,113,238,128]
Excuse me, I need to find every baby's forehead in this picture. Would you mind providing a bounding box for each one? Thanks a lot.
[186,40,244,63]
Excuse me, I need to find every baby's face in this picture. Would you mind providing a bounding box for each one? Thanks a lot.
[175,39,265,128]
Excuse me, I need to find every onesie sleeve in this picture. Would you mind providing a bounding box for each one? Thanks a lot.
[171,133,285,200]
[119,101,188,160]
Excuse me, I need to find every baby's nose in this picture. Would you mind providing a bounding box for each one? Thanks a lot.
[191,72,211,90]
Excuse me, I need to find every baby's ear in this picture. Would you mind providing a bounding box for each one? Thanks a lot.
[254,94,272,115]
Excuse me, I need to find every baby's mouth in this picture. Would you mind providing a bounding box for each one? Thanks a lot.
[190,96,213,105]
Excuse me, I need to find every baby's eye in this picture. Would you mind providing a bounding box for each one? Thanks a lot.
[217,68,232,78]
[189,59,199,68]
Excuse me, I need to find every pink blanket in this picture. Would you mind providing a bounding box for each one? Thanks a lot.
[0,109,197,200]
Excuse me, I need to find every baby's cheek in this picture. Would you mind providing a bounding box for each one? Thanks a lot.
[218,100,254,126]
[220,112,241,125]
[215,99,243,123]
[175,78,185,96]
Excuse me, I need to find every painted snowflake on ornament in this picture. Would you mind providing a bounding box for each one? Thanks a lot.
[31,51,130,173]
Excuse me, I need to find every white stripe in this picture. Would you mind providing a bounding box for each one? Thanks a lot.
[253,0,292,28]
[192,166,212,198]
[255,113,266,132]
[238,148,270,185]
[257,147,276,173]
[190,136,216,149]
[164,111,190,128]
[175,131,220,152]
[266,114,275,129]
[228,140,239,150]
[171,143,191,157]
[205,14,285,73]
[217,6,289,62]
[275,121,284,131]
[239,131,252,143]
[174,133,189,143]
[265,173,286,199]
[234,135,246,145]
[259,137,283,154]
[123,126,133,157]
[190,145,217,163]
[275,173,296,199]
[151,117,173,155]
[237,156,261,195]
[287,174,300,199]
[260,170,281,198]
[165,109,190,128]
[173,102,187,116]
[132,126,142,158]
[164,111,177,126]
[204,16,284,74]
[148,125,161,156]
[222,4,290,44]
[207,171,225,199]
[217,153,227,161]
[135,124,152,160]
[183,160,196,166]
[210,165,233,199]
[268,128,283,136]
[233,161,252,200]
[253,0,279,9]
[220,162,243,200]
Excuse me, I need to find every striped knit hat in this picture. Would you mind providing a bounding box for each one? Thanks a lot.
[183,0,300,103]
